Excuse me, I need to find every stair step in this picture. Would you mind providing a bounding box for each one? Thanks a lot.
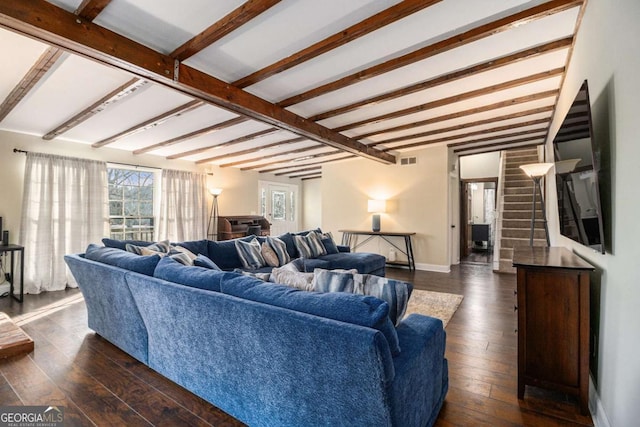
[503,210,547,219]
[504,187,534,195]
[504,180,533,188]
[502,228,547,239]
[503,202,544,211]
[498,260,517,274]
[502,219,545,228]
[500,237,548,248]
[500,248,513,260]
[504,194,533,203]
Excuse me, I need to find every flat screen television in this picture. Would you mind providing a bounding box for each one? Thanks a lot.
[552,80,605,253]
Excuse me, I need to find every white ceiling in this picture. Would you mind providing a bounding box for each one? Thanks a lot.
[0,0,587,179]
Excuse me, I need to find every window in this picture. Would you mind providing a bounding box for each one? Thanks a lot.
[108,168,155,240]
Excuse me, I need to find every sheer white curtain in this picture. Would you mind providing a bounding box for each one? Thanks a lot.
[157,169,208,242]
[20,153,108,294]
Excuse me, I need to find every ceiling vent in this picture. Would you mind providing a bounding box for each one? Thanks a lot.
[399,156,417,166]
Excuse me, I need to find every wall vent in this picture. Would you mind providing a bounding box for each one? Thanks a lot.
[399,156,417,165]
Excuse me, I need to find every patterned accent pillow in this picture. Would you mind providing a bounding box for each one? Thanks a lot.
[261,242,280,267]
[126,240,171,255]
[312,269,358,293]
[266,236,291,265]
[171,245,198,261]
[235,237,266,270]
[169,252,194,266]
[293,231,326,259]
[234,268,271,282]
[270,268,314,291]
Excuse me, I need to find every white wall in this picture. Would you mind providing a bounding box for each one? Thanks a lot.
[459,152,500,179]
[0,130,299,243]
[302,178,322,230]
[322,145,450,271]
[545,0,640,425]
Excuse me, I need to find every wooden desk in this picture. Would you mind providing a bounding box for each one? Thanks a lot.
[339,230,416,270]
[0,244,24,303]
[513,246,593,414]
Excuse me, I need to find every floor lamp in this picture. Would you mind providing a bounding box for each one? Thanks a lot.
[519,163,553,246]
[207,188,222,241]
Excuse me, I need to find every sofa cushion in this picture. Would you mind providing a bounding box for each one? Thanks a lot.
[102,238,152,251]
[320,232,339,255]
[126,240,171,255]
[206,236,253,270]
[319,252,386,274]
[270,268,315,291]
[85,243,160,276]
[153,256,235,292]
[313,269,413,326]
[220,275,400,356]
[169,252,194,266]
[193,254,221,270]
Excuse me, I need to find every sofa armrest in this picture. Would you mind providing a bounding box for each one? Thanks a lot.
[390,314,448,427]
[337,245,351,253]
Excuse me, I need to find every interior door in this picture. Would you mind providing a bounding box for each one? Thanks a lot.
[260,182,299,235]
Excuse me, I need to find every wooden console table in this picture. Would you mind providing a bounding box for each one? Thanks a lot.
[0,244,24,303]
[513,246,593,414]
[339,230,416,270]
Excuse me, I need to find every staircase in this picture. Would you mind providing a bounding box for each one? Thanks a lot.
[496,148,549,273]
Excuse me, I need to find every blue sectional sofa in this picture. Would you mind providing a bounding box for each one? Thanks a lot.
[65,245,448,427]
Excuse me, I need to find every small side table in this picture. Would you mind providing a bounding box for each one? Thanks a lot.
[0,244,25,303]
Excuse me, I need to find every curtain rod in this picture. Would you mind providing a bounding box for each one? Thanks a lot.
[13,148,213,175]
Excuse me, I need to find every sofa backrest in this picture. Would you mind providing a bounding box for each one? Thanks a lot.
[153,256,237,292]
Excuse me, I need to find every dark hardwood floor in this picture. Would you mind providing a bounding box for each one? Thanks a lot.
[0,264,594,426]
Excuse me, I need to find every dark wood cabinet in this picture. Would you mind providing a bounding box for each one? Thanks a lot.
[217,216,270,241]
[513,247,593,414]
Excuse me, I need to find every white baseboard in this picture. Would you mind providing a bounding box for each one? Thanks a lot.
[414,263,451,273]
[590,377,611,427]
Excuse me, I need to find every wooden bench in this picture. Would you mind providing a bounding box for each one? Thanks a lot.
[0,312,34,358]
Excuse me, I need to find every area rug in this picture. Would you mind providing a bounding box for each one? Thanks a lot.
[404,289,463,328]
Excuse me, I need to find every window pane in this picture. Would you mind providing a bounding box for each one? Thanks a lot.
[272,191,286,220]
[109,201,123,216]
[108,168,155,240]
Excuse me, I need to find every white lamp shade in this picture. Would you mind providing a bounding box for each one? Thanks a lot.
[519,163,554,177]
[209,188,223,196]
[367,199,386,213]
[555,159,581,174]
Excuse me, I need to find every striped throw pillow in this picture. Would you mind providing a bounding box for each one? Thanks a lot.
[235,237,266,270]
[293,231,326,259]
[126,240,171,255]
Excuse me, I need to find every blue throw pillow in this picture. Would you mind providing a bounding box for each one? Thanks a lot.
[153,256,234,292]
[320,233,339,255]
[194,254,221,270]
[207,237,253,270]
[85,243,160,276]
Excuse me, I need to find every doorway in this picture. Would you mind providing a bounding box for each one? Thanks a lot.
[460,178,497,264]
[259,181,299,236]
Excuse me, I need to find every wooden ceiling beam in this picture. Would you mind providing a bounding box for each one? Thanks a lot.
[0,46,62,122]
[288,170,322,179]
[258,155,355,174]
[0,0,395,164]
[308,37,573,122]
[355,89,558,140]
[43,77,146,140]
[192,137,305,163]
[301,175,322,181]
[168,128,279,160]
[232,0,441,88]
[133,116,247,155]
[92,100,204,148]
[278,0,583,107]
[74,0,112,22]
[240,149,341,170]
[381,120,551,151]
[333,67,564,132]
[445,128,548,148]
[370,105,554,146]
[275,166,321,176]
[222,145,327,168]
[171,0,281,61]
[453,137,543,154]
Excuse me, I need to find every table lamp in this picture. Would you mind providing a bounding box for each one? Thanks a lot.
[367,199,386,232]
